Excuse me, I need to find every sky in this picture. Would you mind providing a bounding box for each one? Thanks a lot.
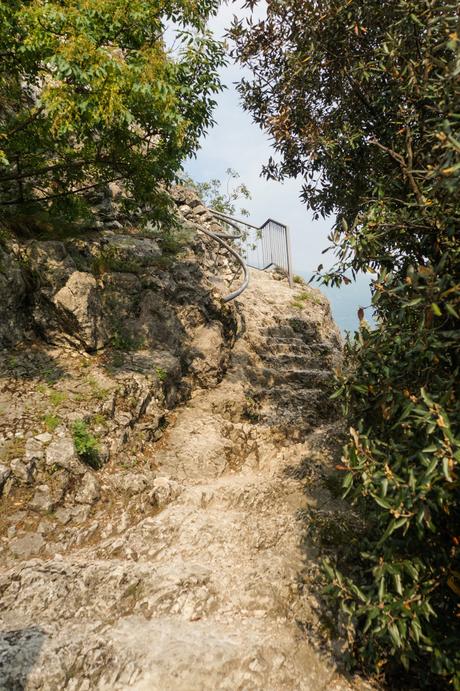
[184,1,334,276]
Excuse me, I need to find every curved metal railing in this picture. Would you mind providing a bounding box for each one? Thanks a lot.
[212,211,294,286]
[198,209,294,302]
[197,224,249,302]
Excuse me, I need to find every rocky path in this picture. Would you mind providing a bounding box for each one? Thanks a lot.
[0,270,364,690]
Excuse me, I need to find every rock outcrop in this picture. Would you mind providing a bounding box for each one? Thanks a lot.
[0,189,371,690]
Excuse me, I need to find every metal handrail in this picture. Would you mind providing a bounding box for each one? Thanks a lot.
[196,209,293,302]
[197,224,249,302]
[212,211,294,289]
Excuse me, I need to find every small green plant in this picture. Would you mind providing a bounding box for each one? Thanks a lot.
[291,300,304,310]
[86,376,110,401]
[39,365,59,383]
[92,413,107,427]
[243,395,260,422]
[92,247,143,276]
[72,420,101,469]
[109,352,125,369]
[43,413,61,432]
[155,367,168,382]
[291,291,322,310]
[120,456,140,470]
[0,224,11,247]
[293,275,305,285]
[49,389,67,407]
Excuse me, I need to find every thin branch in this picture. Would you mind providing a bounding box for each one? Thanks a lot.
[369,135,426,208]
[0,155,115,184]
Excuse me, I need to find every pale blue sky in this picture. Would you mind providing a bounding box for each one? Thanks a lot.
[184,2,334,275]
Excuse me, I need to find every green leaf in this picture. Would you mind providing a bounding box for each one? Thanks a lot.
[372,493,392,509]
[389,623,402,648]
[442,457,452,482]
[378,576,385,602]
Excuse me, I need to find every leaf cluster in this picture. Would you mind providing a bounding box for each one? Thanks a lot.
[72,419,101,469]
[182,167,252,217]
[0,0,225,224]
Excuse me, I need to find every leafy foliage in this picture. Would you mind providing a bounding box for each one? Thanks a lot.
[0,0,225,222]
[72,419,100,469]
[231,1,460,687]
[183,167,251,217]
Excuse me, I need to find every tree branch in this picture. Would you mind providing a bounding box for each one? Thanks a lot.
[369,135,426,208]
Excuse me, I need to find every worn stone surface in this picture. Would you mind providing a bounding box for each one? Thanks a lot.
[9,532,44,558]
[0,189,374,690]
[0,264,375,691]
[29,485,54,513]
[189,321,226,387]
[45,437,84,475]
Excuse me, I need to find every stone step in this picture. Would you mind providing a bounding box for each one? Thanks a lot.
[274,368,331,387]
[262,353,324,369]
[265,337,334,356]
[270,386,337,427]
[3,551,298,627]
[0,565,341,690]
[268,381,324,398]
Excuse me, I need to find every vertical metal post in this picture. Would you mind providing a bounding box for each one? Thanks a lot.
[285,225,294,288]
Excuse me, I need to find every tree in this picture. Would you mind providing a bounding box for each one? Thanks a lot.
[231,1,460,688]
[0,0,225,222]
[183,167,251,216]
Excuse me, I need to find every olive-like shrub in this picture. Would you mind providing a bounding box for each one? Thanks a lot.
[231,1,459,687]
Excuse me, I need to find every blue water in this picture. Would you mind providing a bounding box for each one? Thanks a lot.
[299,271,375,335]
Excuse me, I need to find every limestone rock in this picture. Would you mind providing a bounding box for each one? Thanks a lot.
[53,271,107,351]
[55,507,72,525]
[190,322,226,387]
[109,472,152,496]
[10,532,44,558]
[10,458,34,484]
[103,234,161,267]
[74,472,100,504]
[25,438,45,462]
[149,477,182,508]
[0,463,11,493]
[29,485,54,513]
[45,437,84,475]
[35,432,53,444]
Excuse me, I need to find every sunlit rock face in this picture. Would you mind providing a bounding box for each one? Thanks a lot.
[0,187,360,691]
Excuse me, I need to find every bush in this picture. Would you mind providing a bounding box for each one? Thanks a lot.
[72,420,100,469]
[232,1,460,687]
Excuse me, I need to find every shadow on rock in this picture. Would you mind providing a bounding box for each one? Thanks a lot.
[0,346,68,383]
[0,626,46,690]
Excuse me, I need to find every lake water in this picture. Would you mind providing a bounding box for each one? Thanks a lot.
[299,271,375,335]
